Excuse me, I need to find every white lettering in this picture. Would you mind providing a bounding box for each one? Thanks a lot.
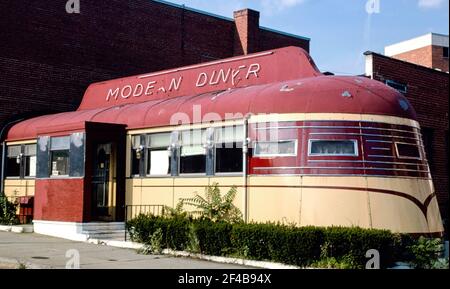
[209,70,219,85]
[232,65,246,86]
[196,73,208,87]
[133,83,144,97]
[246,63,261,79]
[219,68,232,83]
[121,85,133,99]
[169,76,183,91]
[106,88,120,101]
[145,81,156,96]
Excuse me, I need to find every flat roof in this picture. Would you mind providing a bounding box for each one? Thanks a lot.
[385,33,449,56]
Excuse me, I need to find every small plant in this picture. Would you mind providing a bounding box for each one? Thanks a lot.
[408,237,445,269]
[0,197,19,225]
[17,262,27,269]
[163,200,189,219]
[186,223,200,253]
[182,183,243,223]
[149,228,164,254]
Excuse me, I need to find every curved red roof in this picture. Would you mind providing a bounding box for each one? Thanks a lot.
[6,47,417,141]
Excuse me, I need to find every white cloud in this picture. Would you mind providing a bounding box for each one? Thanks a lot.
[261,0,307,13]
[418,0,445,8]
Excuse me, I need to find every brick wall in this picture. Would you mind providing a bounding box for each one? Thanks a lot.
[432,46,449,72]
[391,46,433,69]
[369,52,449,220]
[391,45,449,72]
[0,0,309,132]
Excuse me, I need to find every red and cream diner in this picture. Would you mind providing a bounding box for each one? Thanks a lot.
[2,47,444,239]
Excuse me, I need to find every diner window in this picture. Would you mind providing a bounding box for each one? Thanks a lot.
[24,144,37,177]
[395,142,421,160]
[180,129,206,174]
[254,140,297,157]
[215,126,244,173]
[50,136,70,176]
[131,135,143,176]
[309,140,358,156]
[146,133,171,176]
[6,145,21,177]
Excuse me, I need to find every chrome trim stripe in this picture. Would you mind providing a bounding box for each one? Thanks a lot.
[309,132,420,140]
[248,174,431,179]
[255,125,419,134]
[253,166,429,173]
[307,160,428,166]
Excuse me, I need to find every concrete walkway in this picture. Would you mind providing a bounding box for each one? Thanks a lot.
[0,232,250,269]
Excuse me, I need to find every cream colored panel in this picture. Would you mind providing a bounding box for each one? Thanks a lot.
[140,178,174,207]
[369,192,429,233]
[173,178,210,210]
[126,178,142,206]
[366,177,429,204]
[426,198,445,233]
[248,176,301,224]
[301,176,370,228]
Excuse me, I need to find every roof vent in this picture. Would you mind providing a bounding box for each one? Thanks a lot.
[342,91,352,98]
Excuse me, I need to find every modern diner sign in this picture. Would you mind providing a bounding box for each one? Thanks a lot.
[105,63,261,102]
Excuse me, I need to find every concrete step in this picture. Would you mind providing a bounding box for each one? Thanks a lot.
[80,222,125,232]
[82,229,126,241]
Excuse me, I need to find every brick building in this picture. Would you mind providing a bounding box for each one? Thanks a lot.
[0,0,309,138]
[365,34,449,227]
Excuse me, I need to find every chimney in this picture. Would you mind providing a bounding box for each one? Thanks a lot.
[233,9,260,55]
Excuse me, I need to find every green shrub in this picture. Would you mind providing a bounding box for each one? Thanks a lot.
[0,197,19,225]
[231,223,324,267]
[407,237,445,269]
[192,219,233,256]
[323,227,397,268]
[127,214,410,269]
[182,183,243,223]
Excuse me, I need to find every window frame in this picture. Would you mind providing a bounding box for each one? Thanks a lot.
[394,142,423,160]
[5,144,37,179]
[214,141,244,175]
[145,132,172,177]
[253,139,298,158]
[50,149,70,177]
[385,79,407,94]
[308,139,359,157]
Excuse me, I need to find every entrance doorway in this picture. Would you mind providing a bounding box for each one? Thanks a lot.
[92,143,114,221]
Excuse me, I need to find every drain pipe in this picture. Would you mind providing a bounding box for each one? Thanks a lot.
[242,116,250,223]
[0,119,24,196]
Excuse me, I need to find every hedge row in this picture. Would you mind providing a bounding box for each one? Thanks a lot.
[126,214,410,268]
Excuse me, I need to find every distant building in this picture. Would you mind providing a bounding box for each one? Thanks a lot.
[384,33,449,72]
[365,33,449,231]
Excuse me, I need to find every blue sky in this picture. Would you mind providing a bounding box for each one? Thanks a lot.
[166,0,449,75]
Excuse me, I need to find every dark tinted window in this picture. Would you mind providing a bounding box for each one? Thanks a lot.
[309,140,357,156]
[216,142,243,173]
[396,143,421,159]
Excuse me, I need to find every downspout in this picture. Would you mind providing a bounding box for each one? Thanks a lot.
[0,118,24,196]
[242,116,250,223]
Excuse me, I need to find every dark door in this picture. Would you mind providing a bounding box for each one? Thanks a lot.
[92,144,111,219]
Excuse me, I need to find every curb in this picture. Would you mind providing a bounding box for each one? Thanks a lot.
[0,225,34,233]
[86,238,300,269]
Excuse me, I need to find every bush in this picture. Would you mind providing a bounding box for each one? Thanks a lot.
[323,227,398,268]
[0,197,19,225]
[127,214,426,269]
[407,237,445,269]
[192,219,233,256]
[231,223,324,267]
